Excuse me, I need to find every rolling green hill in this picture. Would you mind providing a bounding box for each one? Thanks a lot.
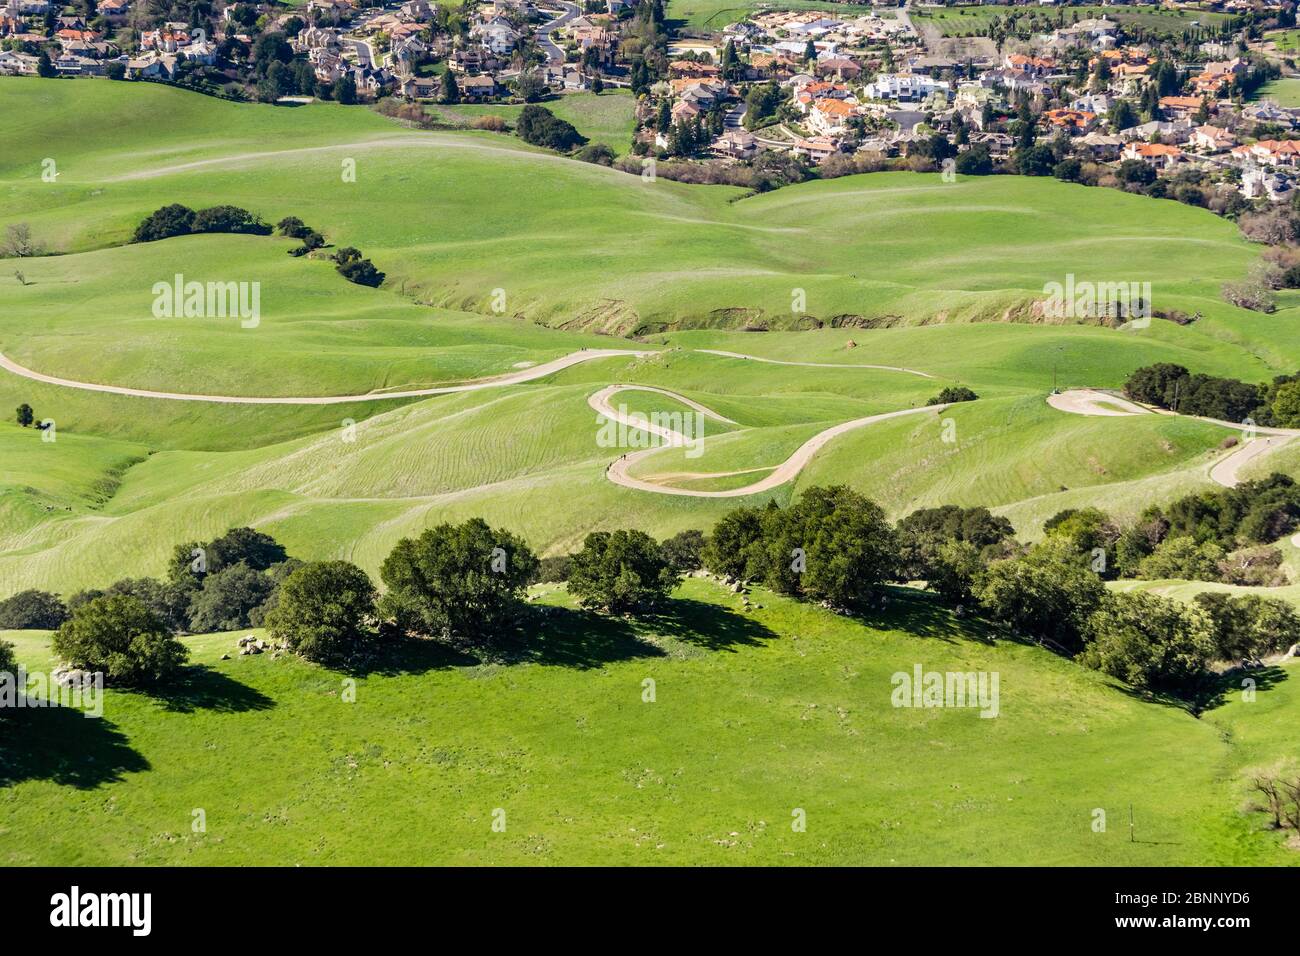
[3,76,1300,870]
[3,579,1296,866]
[0,76,1297,601]
[0,78,1278,342]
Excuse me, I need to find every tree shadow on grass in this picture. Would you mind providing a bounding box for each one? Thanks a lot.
[1194,664,1289,715]
[500,605,668,670]
[134,664,275,715]
[343,636,480,678]
[0,702,148,789]
[848,586,1000,645]
[644,598,778,652]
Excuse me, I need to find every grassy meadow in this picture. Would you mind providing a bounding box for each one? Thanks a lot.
[429,90,638,155]
[2,76,1300,868]
[3,578,1297,866]
[1252,77,1300,108]
[913,5,1231,37]
[0,77,1297,599]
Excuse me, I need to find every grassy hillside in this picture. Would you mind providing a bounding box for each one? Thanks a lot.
[666,0,885,30]
[0,78,1296,602]
[913,5,1231,37]
[2,579,1295,866]
[430,90,638,155]
[0,78,1274,339]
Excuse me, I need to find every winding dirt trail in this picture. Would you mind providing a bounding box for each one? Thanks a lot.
[587,384,737,443]
[1046,389,1149,417]
[604,403,951,498]
[1047,388,1299,489]
[0,348,656,405]
[695,349,935,378]
[1,343,947,497]
[1208,435,1295,488]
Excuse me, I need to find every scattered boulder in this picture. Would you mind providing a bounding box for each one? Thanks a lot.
[51,666,96,689]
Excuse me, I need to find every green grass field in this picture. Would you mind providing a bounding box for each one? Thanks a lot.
[1265,28,1300,53]
[3,578,1297,865]
[913,4,1231,37]
[1252,78,1300,108]
[2,76,1300,868]
[0,77,1297,599]
[666,0,887,30]
[429,91,638,155]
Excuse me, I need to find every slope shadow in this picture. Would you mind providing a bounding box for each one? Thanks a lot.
[645,597,778,652]
[137,664,275,714]
[1108,664,1290,715]
[342,635,481,678]
[848,586,1000,645]
[1196,664,1290,714]
[0,701,148,789]
[500,605,667,669]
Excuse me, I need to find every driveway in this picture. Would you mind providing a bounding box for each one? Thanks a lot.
[536,1,581,65]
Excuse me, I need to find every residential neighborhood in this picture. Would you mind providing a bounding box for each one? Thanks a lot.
[7,0,1292,207]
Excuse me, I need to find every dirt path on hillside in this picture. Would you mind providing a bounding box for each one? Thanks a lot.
[1208,435,1295,488]
[695,349,935,378]
[605,403,951,498]
[588,384,737,434]
[101,135,628,183]
[1047,388,1299,488]
[0,348,655,404]
[1046,389,1150,417]
[0,346,932,404]
[1,342,953,496]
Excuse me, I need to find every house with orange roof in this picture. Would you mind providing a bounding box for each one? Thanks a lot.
[1121,142,1183,169]
[1043,108,1096,135]
[1004,53,1056,75]
[1188,125,1236,153]
[670,99,701,124]
[1231,139,1300,168]
[1158,96,1210,120]
[808,97,856,135]
[1190,72,1227,97]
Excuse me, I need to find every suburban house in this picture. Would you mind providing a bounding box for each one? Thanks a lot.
[1158,95,1210,121]
[471,16,520,56]
[1241,166,1295,202]
[790,135,840,163]
[867,72,947,103]
[1042,108,1096,135]
[1121,142,1183,170]
[1188,125,1235,153]
[459,73,497,101]
[1231,139,1300,168]
[808,97,856,135]
[400,75,439,99]
[714,129,757,159]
